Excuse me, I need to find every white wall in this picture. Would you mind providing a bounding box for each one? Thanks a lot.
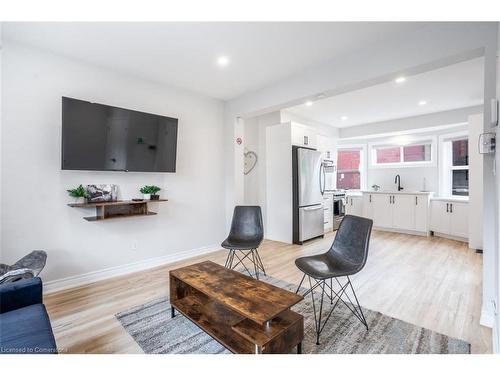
[468,114,484,251]
[1,42,226,286]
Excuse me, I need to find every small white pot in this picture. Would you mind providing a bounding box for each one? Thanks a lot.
[143,193,151,200]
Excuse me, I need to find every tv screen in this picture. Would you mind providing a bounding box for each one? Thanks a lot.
[62,97,178,172]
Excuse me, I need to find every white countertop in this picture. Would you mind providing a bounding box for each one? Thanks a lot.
[430,196,469,203]
[360,190,434,196]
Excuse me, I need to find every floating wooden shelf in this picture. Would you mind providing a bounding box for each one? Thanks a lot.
[68,199,167,221]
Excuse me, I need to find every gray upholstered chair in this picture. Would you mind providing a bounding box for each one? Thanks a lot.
[0,250,47,284]
[294,215,373,345]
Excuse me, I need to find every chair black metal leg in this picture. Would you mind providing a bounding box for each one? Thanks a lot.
[231,250,253,276]
[297,341,302,354]
[227,249,235,269]
[224,248,266,280]
[224,250,232,268]
[347,276,368,330]
[297,274,368,345]
[315,280,326,345]
[254,249,266,275]
[330,278,333,304]
[251,249,259,280]
[295,273,306,294]
[171,306,175,318]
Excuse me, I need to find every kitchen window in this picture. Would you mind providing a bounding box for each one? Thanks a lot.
[336,146,365,190]
[439,133,469,197]
[370,140,433,167]
[450,138,469,196]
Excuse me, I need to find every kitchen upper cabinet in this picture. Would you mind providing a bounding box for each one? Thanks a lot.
[317,134,336,159]
[291,123,317,148]
[392,194,415,231]
[430,200,468,239]
[345,195,363,216]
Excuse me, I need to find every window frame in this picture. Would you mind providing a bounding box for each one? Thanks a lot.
[438,131,469,198]
[368,136,437,169]
[335,144,367,191]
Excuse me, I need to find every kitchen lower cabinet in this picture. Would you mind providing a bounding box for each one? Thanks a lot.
[414,195,429,233]
[323,193,334,232]
[430,200,468,239]
[345,195,363,217]
[392,194,415,231]
[358,191,431,235]
[371,194,393,228]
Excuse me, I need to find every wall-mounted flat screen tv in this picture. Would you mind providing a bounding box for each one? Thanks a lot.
[62,97,178,172]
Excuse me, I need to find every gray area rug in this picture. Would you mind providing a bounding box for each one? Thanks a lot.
[116,275,470,354]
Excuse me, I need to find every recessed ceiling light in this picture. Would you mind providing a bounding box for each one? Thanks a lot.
[305,101,313,107]
[395,76,406,83]
[341,116,348,121]
[216,56,230,67]
[418,100,427,106]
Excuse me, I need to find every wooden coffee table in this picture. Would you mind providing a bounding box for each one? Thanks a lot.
[169,261,304,354]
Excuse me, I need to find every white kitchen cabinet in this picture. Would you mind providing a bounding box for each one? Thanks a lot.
[371,193,392,228]
[362,193,374,220]
[414,195,429,233]
[317,134,336,160]
[323,193,334,232]
[430,201,450,234]
[430,200,468,239]
[450,202,468,238]
[359,191,431,235]
[291,123,317,148]
[346,195,363,217]
[392,194,415,231]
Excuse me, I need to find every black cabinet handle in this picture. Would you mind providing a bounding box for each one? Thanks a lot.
[369,194,372,203]
[446,203,449,212]
[450,203,453,213]
[415,196,418,205]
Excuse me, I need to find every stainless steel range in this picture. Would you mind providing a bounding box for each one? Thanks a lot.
[332,190,346,230]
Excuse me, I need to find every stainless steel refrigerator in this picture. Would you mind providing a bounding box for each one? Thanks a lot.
[292,146,324,244]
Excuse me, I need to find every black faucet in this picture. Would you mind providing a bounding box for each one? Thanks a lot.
[395,174,403,191]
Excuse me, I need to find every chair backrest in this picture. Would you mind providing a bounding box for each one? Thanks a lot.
[228,206,264,244]
[329,215,373,271]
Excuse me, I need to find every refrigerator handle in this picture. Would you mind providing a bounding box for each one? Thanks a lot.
[319,163,324,195]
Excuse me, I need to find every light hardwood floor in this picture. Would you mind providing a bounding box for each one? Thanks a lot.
[44,230,492,353]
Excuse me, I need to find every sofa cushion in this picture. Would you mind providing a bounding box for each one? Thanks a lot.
[0,304,57,354]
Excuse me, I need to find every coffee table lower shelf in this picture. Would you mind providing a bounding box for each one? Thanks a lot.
[171,293,303,354]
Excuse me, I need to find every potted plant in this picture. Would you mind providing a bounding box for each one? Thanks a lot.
[140,185,161,200]
[67,184,89,204]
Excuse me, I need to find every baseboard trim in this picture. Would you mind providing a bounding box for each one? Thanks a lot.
[372,226,429,237]
[43,244,222,294]
[480,307,495,328]
[430,231,468,243]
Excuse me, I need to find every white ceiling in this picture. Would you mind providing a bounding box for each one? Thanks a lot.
[2,22,432,100]
[285,57,484,128]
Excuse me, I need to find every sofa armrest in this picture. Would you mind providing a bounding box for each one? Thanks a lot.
[0,277,43,313]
